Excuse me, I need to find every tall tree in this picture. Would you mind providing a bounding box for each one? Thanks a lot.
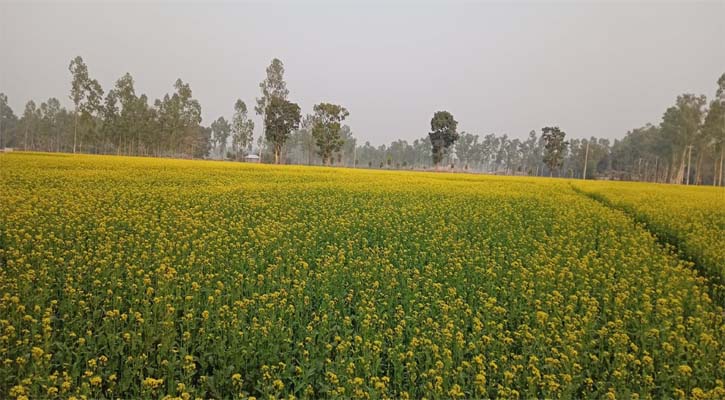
[0,93,18,149]
[231,100,255,160]
[211,117,231,159]
[69,56,87,154]
[155,79,202,156]
[300,115,316,165]
[194,126,213,159]
[101,89,120,153]
[112,73,149,155]
[522,130,542,175]
[660,94,707,184]
[311,103,349,165]
[541,126,568,176]
[428,111,459,167]
[704,73,725,186]
[455,132,479,170]
[265,97,301,164]
[339,125,357,166]
[68,56,103,153]
[38,98,63,152]
[20,101,40,151]
[138,94,158,156]
[255,58,289,145]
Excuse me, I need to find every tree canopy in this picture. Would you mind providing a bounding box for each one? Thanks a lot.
[311,103,349,165]
[429,111,459,166]
[541,126,568,176]
[265,97,301,164]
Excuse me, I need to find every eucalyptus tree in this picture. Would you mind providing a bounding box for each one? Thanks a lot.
[256,58,289,148]
[412,137,432,168]
[0,93,18,149]
[265,97,301,164]
[101,89,121,153]
[387,139,414,168]
[111,73,150,155]
[480,134,498,171]
[339,125,357,166]
[522,130,541,175]
[20,101,40,151]
[428,111,458,168]
[704,73,725,186]
[495,134,509,172]
[287,114,317,165]
[155,79,202,156]
[504,138,523,174]
[541,126,568,176]
[660,94,707,184]
[455,132,479,170]
[69,56,103,153]
[231,100,255,160]
[356,141,378,168]
[211,117,231,159]
[311,103,349,165]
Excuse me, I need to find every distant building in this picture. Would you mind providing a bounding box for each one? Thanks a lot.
[244,154,260,163]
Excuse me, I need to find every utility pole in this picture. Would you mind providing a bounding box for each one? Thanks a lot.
[353,145,357,169]
[721,102,725,186]
[0,95,3,150]
[73,111,78,154]
[582,140,590,180]
[686,144,693,185]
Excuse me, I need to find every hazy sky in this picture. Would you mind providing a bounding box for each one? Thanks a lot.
[1,1,724,146]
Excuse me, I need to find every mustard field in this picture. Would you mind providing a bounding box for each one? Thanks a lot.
[573,181,725,287]
[1,153,724,399]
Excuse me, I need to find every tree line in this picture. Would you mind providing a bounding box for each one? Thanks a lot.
[0,56,723,185]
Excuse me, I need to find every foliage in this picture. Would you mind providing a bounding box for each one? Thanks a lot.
[264,97,301,164]
[429,111,459,166]
[231,100,255,160]
[255,58,289,118]
[0,93,19,148]
[660,94,707,183]
[311,103,349,165]
[154,79,203,157]
[541,126,568,176]
[211,117,231,159]
[68,56,104,153]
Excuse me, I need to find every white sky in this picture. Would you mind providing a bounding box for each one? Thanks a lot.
[1,0,724,145]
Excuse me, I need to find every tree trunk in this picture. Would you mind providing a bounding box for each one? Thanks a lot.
[695,151,702,185]
[717,147,725,186]
[712,149,717,186]
[674,146,687,184]
[582,141,589,180]
[654,157,659,183]
[73,111,78,154]
[685,145,693,185]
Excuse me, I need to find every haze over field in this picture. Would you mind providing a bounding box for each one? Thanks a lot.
[1,1,724,145]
